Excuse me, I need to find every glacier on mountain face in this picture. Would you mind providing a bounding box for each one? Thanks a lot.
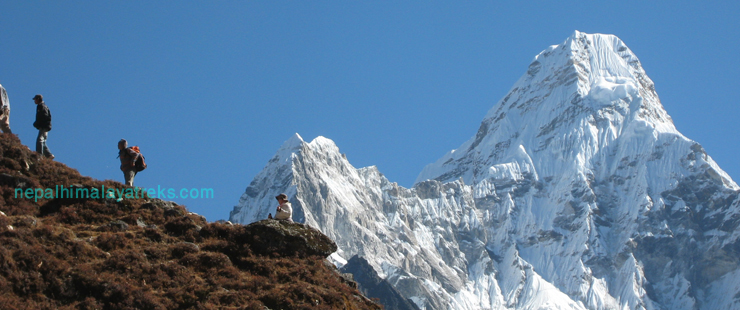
[229,31,740,310]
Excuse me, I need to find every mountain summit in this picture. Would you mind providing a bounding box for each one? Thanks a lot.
[417,30,685,186]
[229,31,740,310]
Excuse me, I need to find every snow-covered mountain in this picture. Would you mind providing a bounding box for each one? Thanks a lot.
[229,31,740,310]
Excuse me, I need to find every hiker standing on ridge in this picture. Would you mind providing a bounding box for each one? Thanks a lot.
[118,139,141,186]
[0,83,11,134]
[274,193,293,222]
[33,94,53,159]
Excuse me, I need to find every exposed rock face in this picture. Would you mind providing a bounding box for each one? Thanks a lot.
[230,31,740,310]
[243,219,338,258]
[341,255,421,310]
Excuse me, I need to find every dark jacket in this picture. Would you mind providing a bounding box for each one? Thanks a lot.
[33,102,52,131]
[119,147,140,171]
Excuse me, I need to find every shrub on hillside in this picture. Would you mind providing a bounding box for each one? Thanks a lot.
[0,133,381,309]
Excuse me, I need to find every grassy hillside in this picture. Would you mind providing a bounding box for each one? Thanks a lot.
[0,133,380,310]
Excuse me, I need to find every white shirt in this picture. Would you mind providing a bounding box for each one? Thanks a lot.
[275,202,293,221]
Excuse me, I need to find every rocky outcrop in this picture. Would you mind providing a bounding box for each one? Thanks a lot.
[242,219,338,258]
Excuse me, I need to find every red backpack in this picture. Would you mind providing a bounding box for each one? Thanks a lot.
[130,146,147,172]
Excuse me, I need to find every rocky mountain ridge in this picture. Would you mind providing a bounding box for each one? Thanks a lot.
[230,31,740,310]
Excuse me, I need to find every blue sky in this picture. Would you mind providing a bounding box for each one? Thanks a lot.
[2,1,738,221]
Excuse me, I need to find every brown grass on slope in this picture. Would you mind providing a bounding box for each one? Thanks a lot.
[0,133,381,310]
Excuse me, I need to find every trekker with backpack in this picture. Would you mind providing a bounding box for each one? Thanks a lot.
[33,94,53,159]
[117,139,146,186]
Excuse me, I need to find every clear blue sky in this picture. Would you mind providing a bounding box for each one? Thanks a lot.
[2,1,738,221]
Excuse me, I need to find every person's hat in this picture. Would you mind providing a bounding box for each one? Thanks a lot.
[118,139,127,146]
[32,94,43,100]
[275,193,288,200]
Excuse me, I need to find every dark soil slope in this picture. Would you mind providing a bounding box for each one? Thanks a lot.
[0,133,380,310]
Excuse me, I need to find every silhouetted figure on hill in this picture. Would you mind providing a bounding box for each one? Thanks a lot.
[0,83,11,134]
[33,94,53,159]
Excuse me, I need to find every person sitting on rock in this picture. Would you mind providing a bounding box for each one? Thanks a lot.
[273,193,293,222]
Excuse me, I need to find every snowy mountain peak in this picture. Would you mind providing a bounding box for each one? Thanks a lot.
[282,132,304,149]
[230,32,740,310]
[305,135,342,154]
[270,133,304,162]
[229,135,348,225]
[416,31,681,186]
[541,31,674,130]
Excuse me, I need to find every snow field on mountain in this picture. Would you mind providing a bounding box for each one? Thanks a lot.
[231,31,740,309]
